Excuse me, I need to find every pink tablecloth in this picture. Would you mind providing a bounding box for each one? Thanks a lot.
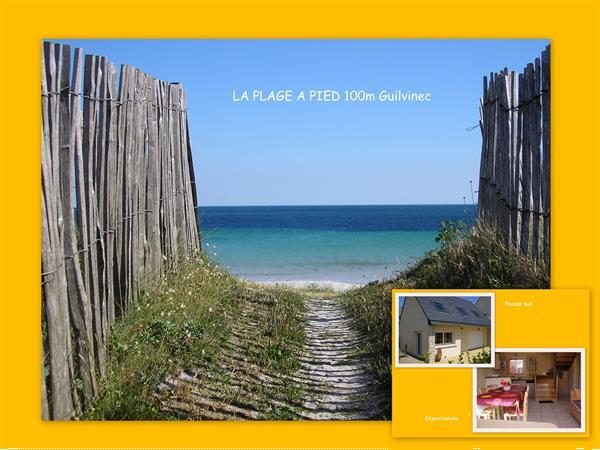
[477,385,526,409]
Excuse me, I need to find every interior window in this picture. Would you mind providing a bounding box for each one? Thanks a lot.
[509,359,524,375]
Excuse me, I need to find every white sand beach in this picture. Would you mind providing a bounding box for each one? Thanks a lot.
[250,279,362,292]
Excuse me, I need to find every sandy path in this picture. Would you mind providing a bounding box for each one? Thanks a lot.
[297,297,387,420]
[157,295,387,420]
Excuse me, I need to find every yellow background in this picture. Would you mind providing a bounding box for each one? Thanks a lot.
[0,0,599,449]
[392,289,589,437]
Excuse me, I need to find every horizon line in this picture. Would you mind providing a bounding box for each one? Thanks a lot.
[197,203,478,207]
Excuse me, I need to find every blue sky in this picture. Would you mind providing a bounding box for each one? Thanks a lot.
[58,39,548,206]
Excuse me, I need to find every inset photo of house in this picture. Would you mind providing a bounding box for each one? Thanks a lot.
[395,293,494,367]
[473,349,585,432]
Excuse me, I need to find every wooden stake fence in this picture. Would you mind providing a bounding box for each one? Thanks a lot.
[477,45,550,268]
[41,42,200,420]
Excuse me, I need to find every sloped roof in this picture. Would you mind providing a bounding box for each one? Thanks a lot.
[415,296,491,327]
[475,297,491,316]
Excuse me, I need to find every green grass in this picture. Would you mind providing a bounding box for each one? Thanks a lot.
[288,283,341,299]
[340,221,550,415]
[84,221,549,420]
[85,254,305,420]
[400,221,550,289]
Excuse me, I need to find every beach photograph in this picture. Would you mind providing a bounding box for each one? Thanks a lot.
[41,39,550,421]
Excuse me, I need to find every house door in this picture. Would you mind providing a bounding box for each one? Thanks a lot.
[416,332,422,354]
[468,330,483,350]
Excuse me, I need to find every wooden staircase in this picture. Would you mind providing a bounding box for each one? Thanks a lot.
[534,353,576,402]
[535,373,558,402]
[555,352,576,369]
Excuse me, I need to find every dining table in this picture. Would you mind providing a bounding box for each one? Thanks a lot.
[477,385,527,417]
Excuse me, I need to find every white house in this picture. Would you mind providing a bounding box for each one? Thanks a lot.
[398,296,492,363]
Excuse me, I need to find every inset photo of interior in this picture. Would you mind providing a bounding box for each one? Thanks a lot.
[474,349,585,432]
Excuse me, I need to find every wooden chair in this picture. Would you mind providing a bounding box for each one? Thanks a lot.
[522,390,529,421]
[503,400,521,421]
[476,386,497,419]
[504,390,529,421]
[476,406,496,420]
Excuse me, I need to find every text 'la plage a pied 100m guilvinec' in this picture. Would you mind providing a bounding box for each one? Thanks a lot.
[232,89,433,103]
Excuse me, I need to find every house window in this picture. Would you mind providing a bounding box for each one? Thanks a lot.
[435,332,453,345]
[509,359,525,375]
[432,302,448,313]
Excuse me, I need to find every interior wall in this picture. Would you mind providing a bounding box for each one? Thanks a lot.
[494,352,556,377]
[568,353,581,390]
[476,367,495,388]
[558,369,570,397]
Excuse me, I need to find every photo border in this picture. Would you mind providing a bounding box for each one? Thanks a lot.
[394,291,495,368]
[472,347,586,433]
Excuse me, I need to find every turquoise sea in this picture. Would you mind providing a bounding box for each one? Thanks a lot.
[199,205,476,284]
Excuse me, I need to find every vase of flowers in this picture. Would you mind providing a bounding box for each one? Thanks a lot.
[501,379,512,391]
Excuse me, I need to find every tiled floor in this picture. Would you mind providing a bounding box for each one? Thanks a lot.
[526,397,581,428]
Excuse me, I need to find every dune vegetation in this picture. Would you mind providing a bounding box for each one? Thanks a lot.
[86,221,548,421]
[86,254,306,420]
